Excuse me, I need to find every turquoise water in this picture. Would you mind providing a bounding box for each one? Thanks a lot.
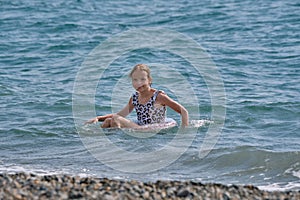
[1,0,299,191]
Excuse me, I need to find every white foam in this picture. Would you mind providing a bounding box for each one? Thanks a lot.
[258,182,300,191]
[292,170,300,179]
[190,119,212,128]
[0,165,74,177]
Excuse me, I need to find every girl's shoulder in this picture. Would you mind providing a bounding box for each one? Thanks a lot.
[155,90,169,103]
[153,89,166,98]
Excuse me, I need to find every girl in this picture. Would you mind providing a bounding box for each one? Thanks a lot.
[86,64,189,128]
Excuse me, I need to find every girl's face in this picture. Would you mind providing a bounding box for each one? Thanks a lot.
[131,69,151,92]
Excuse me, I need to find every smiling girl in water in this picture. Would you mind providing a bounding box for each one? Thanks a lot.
[86,64,189,128]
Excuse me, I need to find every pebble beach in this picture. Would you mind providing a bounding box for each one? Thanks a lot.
[1,173,299,200]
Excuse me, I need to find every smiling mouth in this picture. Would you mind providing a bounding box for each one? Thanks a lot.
[137,85,145,91]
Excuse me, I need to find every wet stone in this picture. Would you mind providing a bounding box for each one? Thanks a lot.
[177,188,190,198]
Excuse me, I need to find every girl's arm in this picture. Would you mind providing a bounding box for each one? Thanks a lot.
[116,97,134,117]
[157,92,189,127]
[85,97,134,124]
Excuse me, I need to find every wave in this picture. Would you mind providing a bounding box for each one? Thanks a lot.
[173,145,300,190]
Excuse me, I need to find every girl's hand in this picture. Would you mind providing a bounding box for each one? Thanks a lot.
[85,117,99,124]
[181,122,189,128]
[85,114,113,125]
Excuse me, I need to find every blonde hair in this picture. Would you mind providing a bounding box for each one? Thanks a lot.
[129,64,152,81]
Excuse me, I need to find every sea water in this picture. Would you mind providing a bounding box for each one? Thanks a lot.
[1,0,299,191]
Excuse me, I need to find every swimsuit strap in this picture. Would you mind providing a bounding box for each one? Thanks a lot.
[133,90,162,105]
[153,90,165,102]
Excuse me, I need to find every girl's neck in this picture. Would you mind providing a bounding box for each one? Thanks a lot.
[138,87,154,97]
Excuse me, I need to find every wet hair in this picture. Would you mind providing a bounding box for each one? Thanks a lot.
[129,64,152,82]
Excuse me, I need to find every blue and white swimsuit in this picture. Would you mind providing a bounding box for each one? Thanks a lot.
[132,90,166,125]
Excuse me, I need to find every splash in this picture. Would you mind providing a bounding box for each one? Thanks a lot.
[189,119,213,128]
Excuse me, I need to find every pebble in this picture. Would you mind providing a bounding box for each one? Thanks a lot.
[0,172,299,200]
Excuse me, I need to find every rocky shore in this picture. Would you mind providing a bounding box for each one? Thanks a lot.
[0,173,299,200]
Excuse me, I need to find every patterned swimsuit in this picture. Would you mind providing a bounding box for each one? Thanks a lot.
[132,90,166,125]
